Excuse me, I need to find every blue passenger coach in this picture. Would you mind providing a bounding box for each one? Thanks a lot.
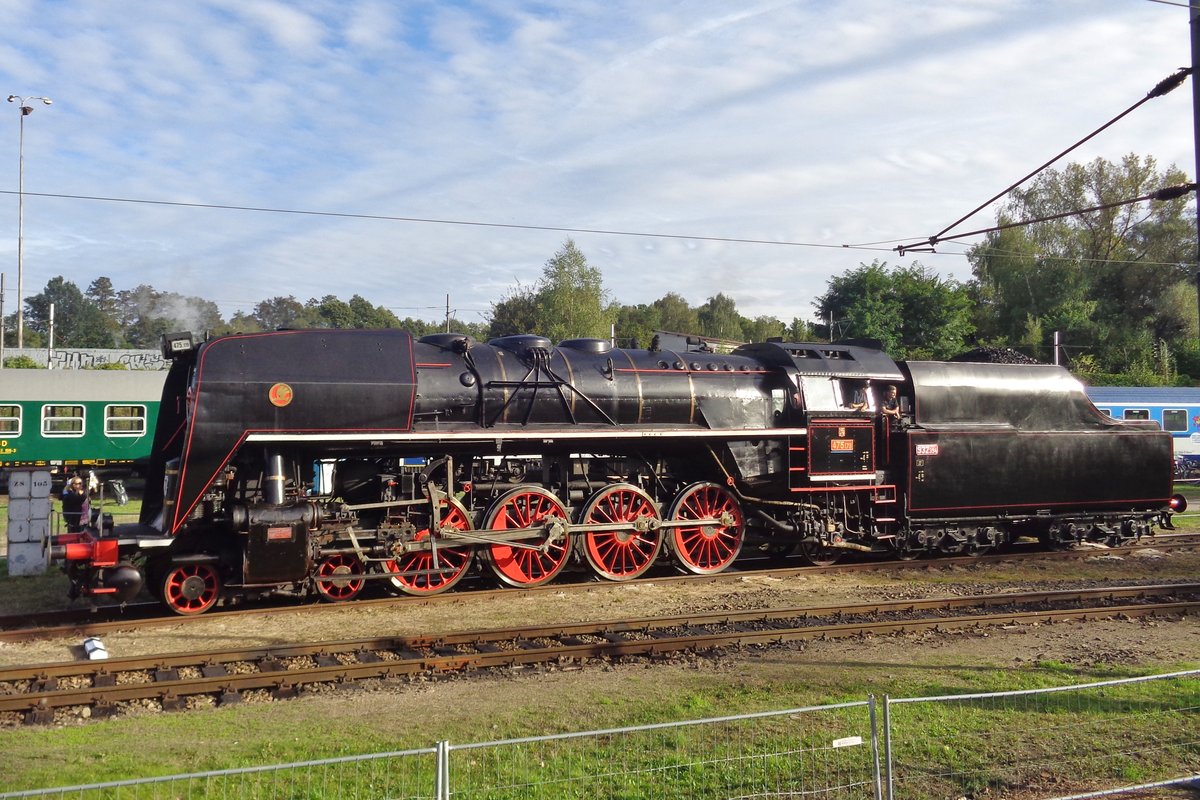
[1086,386,1200,468]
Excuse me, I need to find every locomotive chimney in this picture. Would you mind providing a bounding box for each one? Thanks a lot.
[264,453,288,505]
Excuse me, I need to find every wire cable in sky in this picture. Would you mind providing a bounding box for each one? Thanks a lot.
[900,182,1197,252]
[0,189,895,255]
[893,67,1191,254]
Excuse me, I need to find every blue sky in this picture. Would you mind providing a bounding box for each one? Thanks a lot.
[0,0,1193,329]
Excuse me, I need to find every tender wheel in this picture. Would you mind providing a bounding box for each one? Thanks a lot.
[578,484,662,581]
[666,482,745,574]
[482,486,571,587]
[160,563,220,615]
[384,498,475,596]
[315,554,365,602]
[797,539,842,567]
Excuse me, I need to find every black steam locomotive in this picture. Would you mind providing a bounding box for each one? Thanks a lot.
[53,328,1180,614]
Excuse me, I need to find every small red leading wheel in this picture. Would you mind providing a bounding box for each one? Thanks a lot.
[666,482,745,574]
[160,562,221,615]
[314,554,365,602]
[482,486,571,587]
[383,498,475,596]
[578,484,662,581]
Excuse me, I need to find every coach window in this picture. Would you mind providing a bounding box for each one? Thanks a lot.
[1096,407,1113,417]
[1162,409,1189,432]
[0,405,20,436]
[42,404,84,437]
[105,404,147,436]
[1122,408,1150,421]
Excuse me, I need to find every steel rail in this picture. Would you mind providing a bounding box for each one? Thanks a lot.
[3,535,1200,643]
[2,584,1197,723]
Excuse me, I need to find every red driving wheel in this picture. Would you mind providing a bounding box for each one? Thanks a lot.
[666,482,745,574]
[482,486,571,587]
[160,562,221,615]
[315,554,365,602]
[384,499,475,595]
[578,484,662,581]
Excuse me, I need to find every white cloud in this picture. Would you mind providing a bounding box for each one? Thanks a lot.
[0,0,1190,328]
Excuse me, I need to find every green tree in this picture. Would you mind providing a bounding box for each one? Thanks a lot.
[307,295,355,329]
[346,295,401,328]
[697,293,744,341]
[85,276,123,344]
[534,239,612,342]
[968,154,1193,373]
[612,302,662,349]
[115,285,223,347]
[814,260,973,358]
[487,240,612,341]
[252,296,309,330]
[221,311,263,334]
[25,276,116,347]
[488,283,540,339]
[652,292,700,335]
[787,317,814,342]
[742,314,786,343]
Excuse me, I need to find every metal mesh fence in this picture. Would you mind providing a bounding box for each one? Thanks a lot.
[3,671,1198,799]
[445,701,881,799]
[884,669,1200,800]
[0,748,440,800]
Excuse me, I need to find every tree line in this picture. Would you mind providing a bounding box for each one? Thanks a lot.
[5,154,1197,385]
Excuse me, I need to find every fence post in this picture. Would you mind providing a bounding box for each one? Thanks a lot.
[436,740,450,800]
[882,694,894,800]
[869,695,883,800]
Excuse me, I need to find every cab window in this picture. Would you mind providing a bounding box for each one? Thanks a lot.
[798,376,839,411]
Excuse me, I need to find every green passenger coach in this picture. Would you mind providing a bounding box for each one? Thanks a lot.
[0,370,165,478]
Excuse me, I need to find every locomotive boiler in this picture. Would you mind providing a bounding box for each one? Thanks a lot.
[52,328,1179,614]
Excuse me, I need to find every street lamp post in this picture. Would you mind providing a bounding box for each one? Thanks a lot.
[7,94,52,350]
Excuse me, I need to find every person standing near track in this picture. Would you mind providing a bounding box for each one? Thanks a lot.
[61,475,90,532]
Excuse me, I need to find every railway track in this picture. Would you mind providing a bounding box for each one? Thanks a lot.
[4,533,1199,643]
[3,583,1197,726]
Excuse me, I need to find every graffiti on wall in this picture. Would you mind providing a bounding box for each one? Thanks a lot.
[2,348,167,371]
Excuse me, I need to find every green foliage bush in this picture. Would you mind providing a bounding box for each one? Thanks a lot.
[2,355,44,368]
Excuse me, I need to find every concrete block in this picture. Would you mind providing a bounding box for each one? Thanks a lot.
[26,518,49,542]
[30,470,52,498]
[6,471,30,499]
[28,497,51,521]
[7,541,48,576]
[8,498,29,522]
[7,517,31,543]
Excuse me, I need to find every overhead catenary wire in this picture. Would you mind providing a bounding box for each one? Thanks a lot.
[894,67,1193,254]
[2,69,1189,269]
[905,182,1198,251]
[0,189,893,255]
